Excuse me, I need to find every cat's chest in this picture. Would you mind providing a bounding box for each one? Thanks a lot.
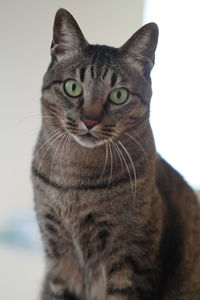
[39,183,132,239]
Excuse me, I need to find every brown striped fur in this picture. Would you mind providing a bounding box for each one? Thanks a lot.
[32,9,200,300]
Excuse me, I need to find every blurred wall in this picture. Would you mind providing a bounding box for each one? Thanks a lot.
[0,0,144,214]
[144,0,200,188]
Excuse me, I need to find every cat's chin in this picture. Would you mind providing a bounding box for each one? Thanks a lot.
[72,134,106,149]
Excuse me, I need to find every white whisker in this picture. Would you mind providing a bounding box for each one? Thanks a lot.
[98,141,108,183]
[60,133,70,181]
[107,141,113,189]
[125,132,149,165]
[117,140,137,200]
[113,141,135,199]
[16,113,66,127]
[38,132,64,173]
[65,133,72,155]
[109,138,124,173]
[50,133,66,181]
[32,129,61,162]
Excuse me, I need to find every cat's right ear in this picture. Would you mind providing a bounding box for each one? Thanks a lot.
[120,23,159,64]
[51,9,88,57]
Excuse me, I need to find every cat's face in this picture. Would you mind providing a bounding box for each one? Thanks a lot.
[42,9,158,148]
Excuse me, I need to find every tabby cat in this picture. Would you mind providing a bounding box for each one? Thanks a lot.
[32,8,200,300]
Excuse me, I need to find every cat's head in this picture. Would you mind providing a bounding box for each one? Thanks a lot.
[42,9,158,148]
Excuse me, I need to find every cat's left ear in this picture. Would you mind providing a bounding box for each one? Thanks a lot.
[51,9,88,57]
[120,23,159,64]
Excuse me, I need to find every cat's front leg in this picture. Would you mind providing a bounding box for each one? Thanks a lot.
[106,255,139,300]
[85,262,107,300]
[106,252,158,300]
[41,272,72,300]
[84,241,139,300]
[43,254,84,300]
[36,208,84,300]
[85,240,155,300]
[85,257,137,300]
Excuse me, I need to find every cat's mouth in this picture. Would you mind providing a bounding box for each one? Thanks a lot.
[71,132,106,148]
[80,133,97,140]
[77,132,99,145]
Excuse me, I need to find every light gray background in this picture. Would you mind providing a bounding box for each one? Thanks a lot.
[0,1,144,299]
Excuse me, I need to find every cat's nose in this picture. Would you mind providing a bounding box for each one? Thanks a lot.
[81,117,99,129]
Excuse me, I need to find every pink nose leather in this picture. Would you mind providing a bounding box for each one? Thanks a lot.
[83,119,98,129]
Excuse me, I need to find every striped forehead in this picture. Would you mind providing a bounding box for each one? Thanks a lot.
[76,64,121,88]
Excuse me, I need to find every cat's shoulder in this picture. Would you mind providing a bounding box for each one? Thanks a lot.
[155,154,199,208]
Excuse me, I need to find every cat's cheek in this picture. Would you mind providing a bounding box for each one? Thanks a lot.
[114,122,128,136]
[60,118,68,130]
[78,120,88,131]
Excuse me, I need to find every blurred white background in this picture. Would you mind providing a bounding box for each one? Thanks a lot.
[0,0,199,299]
[144,0,200,189]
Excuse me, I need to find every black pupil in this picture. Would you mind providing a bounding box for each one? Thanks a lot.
[116,91,121,99]
[72,83,76,91]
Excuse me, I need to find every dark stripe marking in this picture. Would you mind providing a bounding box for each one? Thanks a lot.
[97,229,110,252]
[91,53,97,65]
[53,290,77,300]
[42,80,63,92]
[32,166,135,191]
[135,283,160,300]
[130,91,148,105]
[124,256,154,276]
[81,213,94,226]
[110,72,118,87]
[80,213,111,230]
[108,287,135,296]
[44,210,61,225]
[79,67,86,82]
[50,277,65,285]
[105,124,115,127]
[62,288,78,300]
[101,128,114,133]
[46,223,58,234]
[90,65,95,78]
[66,122,78,127]
[108,255,154,276]
[48,238,60,257]
[102,67,108,80]
[32,166,64,190]
[45,213,57,222]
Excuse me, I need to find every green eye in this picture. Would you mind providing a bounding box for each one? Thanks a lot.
[109,88,128,105]
[64,79,83,98]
